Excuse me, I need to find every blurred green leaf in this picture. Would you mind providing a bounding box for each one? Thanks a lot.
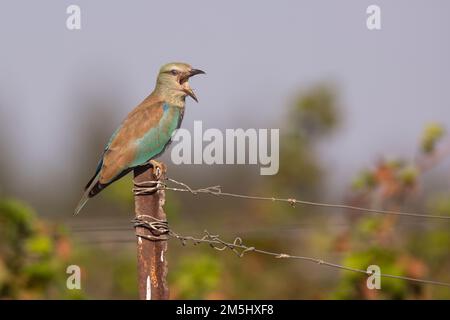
[421,123,445,153]
[398,165,418,187]
[171,253,221,299]
[352,170,377,191]
[25,235,53,256]
[104,175,134,207]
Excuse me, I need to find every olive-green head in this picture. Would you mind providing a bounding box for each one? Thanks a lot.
[156,62,205,102]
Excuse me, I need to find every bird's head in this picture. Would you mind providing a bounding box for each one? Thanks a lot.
[156,62,205,103]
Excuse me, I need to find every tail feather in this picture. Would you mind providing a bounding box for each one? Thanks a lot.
[74,174,100,215]
[74,167,133,215]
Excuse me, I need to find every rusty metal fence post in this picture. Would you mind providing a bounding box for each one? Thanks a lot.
[133,164,169,300]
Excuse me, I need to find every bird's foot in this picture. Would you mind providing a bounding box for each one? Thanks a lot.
[148,160,166,179]
[133,160,166,195]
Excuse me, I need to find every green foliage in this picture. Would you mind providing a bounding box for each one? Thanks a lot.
[413,194,450,261]
[273,84,340,197]
[334,124,450,299]
[0,199,35,241]
[398,165,418,187]
[25,235,53,256]
[112,254,139,297]
[421,123,444,153]
[352,170,377,191]
[333,249,407,299]
[0,197,73,299]
[104,175,134,207]
[357,216,382,235]
[291,85,339,140]
[67,245,137,299]
[170,253,221,299]
[428,194,450,216]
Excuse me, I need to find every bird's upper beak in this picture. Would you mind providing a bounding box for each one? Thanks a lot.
[181,69,205,103]
[189,69,206,77]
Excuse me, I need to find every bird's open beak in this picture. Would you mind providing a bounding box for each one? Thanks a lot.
[182,69,205,103]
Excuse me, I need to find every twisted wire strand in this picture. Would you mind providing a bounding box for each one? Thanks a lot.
[129,177,450,287]
[132,177,450,220]
[131,216,450,288]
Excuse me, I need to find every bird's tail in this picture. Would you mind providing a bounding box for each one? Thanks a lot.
[74,174,100,215]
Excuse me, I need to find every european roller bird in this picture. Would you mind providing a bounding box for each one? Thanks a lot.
[74,62,205,215]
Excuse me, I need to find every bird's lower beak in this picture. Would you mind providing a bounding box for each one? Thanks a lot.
[184,87,198,102]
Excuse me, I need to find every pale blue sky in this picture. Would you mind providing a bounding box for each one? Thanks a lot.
[1,0,449,200]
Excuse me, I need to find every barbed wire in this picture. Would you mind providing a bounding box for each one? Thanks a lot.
[132,215,450,288]
[79,174,450,289]
[133,177,450,220]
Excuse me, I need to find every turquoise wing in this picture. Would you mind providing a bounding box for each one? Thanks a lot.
[131,103,182,166]
[99,102,183,185]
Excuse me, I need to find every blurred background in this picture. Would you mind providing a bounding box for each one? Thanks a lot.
[1,0,450,299]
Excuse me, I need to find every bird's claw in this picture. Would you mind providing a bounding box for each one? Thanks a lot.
[149,160,165,179]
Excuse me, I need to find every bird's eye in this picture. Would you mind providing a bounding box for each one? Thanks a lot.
[170,70,179,76]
